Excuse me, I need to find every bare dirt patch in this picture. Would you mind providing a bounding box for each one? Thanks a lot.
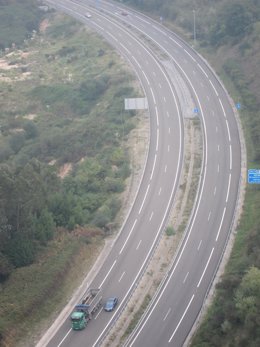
[58,163,73,179]
[23,114,37,120]
[0,58,19,70]
[39,19,50,33]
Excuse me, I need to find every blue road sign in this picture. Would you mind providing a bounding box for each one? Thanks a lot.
[236,103,241,110]
[194,107,199,114]
[248,169,260,184]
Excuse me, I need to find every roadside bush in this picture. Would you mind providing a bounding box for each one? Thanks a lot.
[92,205,112,228]
[105,177,124,193]
[107,197,121,219]
[117,162,131,180]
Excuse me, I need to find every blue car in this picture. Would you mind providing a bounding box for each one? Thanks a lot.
[104,297,118,312]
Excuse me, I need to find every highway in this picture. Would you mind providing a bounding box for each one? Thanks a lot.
[43,0,184,346]
[41,1,242,347]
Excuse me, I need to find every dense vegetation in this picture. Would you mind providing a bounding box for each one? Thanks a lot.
[119,0,260,346]
[0,0,44,50]
[0,9,133,277]
[123,0,260,160]
[0,2,139,345]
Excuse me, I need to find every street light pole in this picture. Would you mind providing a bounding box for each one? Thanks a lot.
[193,9,196,44]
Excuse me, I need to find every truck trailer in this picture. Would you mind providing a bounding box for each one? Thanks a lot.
[71,288,102,330]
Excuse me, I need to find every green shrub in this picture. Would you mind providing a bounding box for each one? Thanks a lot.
[165,226,175,236]
[92,205,112,228]
[4,235,36,267]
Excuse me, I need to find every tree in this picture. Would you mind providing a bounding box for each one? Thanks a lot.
[9,132,25,153]
[209,3,253,46]
[224,4,253,39]
[0,252,13,282]
[235,266,260,332]
[4,234,36,267]
[32,209,55,243]
[23,121,38,139]
[0,164,17,234]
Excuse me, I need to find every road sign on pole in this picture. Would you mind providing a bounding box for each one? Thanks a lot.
[248,169,260,184]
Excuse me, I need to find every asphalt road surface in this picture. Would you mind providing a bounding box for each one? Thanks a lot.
[41,1,242,346]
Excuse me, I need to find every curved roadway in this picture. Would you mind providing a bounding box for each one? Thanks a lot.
[43,1,241,347]
[44,0,183,346]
